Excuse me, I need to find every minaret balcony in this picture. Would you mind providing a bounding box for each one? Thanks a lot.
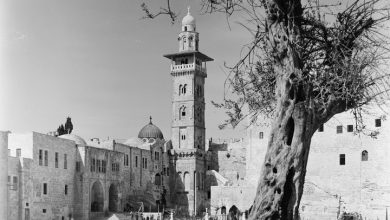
[171,63,206,74]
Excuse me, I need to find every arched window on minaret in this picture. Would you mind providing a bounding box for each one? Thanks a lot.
[184,172,190,191]
[179,84,182,95]
[189,36,192,48]
[177,172,183,190]
[181,84,187,94]
[180,106,186,119]
[183,36,187,50]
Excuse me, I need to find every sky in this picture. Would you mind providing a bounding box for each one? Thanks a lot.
[0,0,253,141]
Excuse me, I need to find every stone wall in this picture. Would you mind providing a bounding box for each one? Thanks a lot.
[7,156,21,220]
[7,132,77,220]
[210,186,253,215]
[245,111,390,219]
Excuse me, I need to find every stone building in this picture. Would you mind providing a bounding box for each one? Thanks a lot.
[3,7,390,220]
[163,7,213,216]
[6,119,171,220]
[209,110,390,219]
[3,9,216,220]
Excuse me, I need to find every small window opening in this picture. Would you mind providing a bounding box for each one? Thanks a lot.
[259,132,264,139]
[339,154,345,165]
[375,118,381,127]
[336,126,343,134]
[43,209,46,213]
[43,183,47,195]
[180,106,186,118]
[361,150,368,161]
[39,149,43,166]
[44,150,48,166]
[347,125,353,132]
[65,185,68,195]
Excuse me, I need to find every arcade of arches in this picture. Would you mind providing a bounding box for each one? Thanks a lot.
[109,184,119,212]
[91,181,104,212]
[90,181,120,213]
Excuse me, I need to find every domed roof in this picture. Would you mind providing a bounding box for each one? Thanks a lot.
[138,117,164,139]
[59,134,87,146]
[182,7,196,27]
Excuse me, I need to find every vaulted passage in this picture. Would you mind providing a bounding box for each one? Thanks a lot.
[109,184,119,212]
[91,181,104,212]
[229,205,240,220]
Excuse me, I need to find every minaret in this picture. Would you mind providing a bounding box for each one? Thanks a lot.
[163,8,213,216]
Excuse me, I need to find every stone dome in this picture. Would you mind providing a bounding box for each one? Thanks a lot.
[138,117,164,140]
[182,7,196,27]
[59,134,87,146]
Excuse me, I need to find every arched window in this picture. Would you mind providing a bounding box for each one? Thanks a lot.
[184,26,187,31]
[362,150,368,161]
[179,84,182,95]
[184,172,190,191]
[221,206,226,215]
[182,84,187,94]
[180,106,186,119]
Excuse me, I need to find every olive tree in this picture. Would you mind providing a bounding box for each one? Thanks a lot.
[142,0,390,219]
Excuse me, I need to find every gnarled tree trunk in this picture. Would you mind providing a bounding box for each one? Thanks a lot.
[249,1,319,219]
[249,54,319,219]
[249,97,318,219]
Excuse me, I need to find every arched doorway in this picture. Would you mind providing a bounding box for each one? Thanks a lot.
[109,184,119,212]
[228,205,239,220]
[91,181,104,212]
[221,206,226,215]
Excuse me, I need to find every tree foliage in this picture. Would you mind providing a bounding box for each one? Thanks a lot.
[56,117,73,136]
[206,0,390,131]
[142,0,390,130]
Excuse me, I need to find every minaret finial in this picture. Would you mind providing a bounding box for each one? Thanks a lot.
[187,6,191,15]
[149,116,153,124]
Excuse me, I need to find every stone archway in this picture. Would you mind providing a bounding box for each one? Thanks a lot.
[109,183,119,212]
[221,206,226,215]
[228,205,239,220]
[91,181,104,212]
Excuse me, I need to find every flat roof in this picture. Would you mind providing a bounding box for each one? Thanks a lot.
[163,50,214,62]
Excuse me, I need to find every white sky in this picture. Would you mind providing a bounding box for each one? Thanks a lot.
[0,0,253,141]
